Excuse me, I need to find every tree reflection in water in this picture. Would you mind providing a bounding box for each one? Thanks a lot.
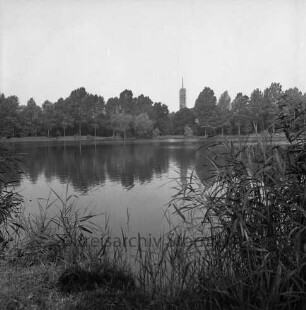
[11,141,214,235]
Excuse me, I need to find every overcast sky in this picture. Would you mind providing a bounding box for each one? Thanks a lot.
[0,0,305,112]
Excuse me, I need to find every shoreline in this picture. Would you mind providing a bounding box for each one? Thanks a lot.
[3,133,288,144]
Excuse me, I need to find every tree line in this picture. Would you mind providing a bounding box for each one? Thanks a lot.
[176,83,306,136]
[0,83,305,138]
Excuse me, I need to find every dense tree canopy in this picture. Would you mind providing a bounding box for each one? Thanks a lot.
[194,87,218,135]
[134,113,154,137]
[217,91,231,135]
[0,82,305,138]
[172,108,196,135]
[0,94,19,137]
[231,93,250,135]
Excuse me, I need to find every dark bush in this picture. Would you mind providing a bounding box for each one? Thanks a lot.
[57,265,135,293]
[0,140,23,243]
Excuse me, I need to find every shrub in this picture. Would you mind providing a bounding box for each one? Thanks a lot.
[152,128,160,139]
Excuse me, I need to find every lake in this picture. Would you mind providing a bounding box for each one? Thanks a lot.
[12,140,211,240]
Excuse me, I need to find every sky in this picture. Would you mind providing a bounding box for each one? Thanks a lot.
[0,0,305,112]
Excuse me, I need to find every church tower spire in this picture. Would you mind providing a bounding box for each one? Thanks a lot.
[179,77,186,110]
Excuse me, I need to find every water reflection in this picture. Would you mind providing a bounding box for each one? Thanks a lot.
[11,141,217,235]
[13,142,210,193]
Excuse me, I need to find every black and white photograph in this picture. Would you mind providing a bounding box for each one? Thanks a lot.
[0,0,305,309]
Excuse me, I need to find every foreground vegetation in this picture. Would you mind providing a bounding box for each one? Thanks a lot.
[1,94,306,309]
[0,189,205,309]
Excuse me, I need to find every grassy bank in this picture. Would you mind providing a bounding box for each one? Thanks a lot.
[0,190,205,310]
[0,264,161,310]
[0,264,167,310]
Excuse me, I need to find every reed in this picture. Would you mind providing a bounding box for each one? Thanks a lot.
[0,140,23,251]
[169,97,306,309]
[7,185,101,267]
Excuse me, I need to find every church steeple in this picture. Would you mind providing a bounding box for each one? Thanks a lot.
[179,77,186,110]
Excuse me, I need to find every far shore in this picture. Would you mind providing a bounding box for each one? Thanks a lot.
[3,133,289,144]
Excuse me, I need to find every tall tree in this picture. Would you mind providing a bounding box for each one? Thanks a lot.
[150,102,171,135]
[218,91,231,111]
[86,94,105,137]
[263,83,283,132]
[276,87,305,142]
[231,93,250,135]
[172,108,196,135]
[248,88,264,133]
[110,113,133,139]
[54,98,73,137]
[68,87,89,136]
[41,100,56,137]
[105,97,120,115]
[217,91,231,135]
[134,113,153,137]
[135,95,153,115]
[19,98,41,136]
[119,90,135,115]
[194,87,217,135]
[0,94,20,137]
[264,82,283,104]
[105,97,120,134]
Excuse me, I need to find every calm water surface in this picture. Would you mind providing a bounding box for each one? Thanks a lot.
[13,141,210,237]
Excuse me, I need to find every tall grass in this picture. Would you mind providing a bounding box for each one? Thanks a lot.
[10,186,101,266]
[0,139,23,249]
[5,185,207,307]
[169,96,306,309]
